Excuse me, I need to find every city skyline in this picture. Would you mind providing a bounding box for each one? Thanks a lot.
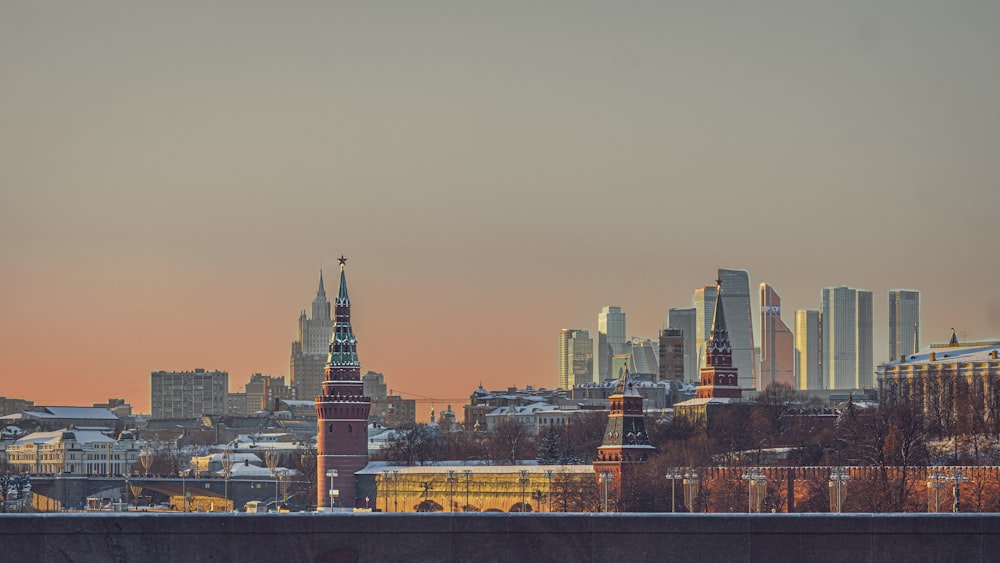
[3,3,999,411]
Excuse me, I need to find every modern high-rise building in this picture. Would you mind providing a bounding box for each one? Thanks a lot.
[668,307,697,382]
[759,284,795,390]
[889,289,920,360]
[315,257,371,510]
[150,369,228,419]
[597,306,626,380]
[718,269,757,390]
[794,309,823,390]
[291,270,336,401]
[693,286,718,374]
[624,337,659,377]
[658,328,685,382]
[559,329,594,389]
[822,286,874,389]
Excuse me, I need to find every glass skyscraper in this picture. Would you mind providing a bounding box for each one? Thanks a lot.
[759,283,795,390]
[889,289,920,360]
[559,329,593,389]
[597,306,626,381]
[821,286,874,389]
[718,269,757,391]
[794,309,822,390]
[693,286,718,375]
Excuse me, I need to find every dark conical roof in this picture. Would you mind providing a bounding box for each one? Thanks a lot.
[949,329,959,347]
[317,268,326,297]
[338,265,349,302]
[708,281,732,355]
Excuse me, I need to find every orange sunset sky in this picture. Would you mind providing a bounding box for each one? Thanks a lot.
[2,2,999,415]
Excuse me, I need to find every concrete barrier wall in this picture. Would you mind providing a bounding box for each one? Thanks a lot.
[2,513,998,563]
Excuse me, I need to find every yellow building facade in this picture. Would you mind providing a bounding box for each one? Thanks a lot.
[366,465,598,513]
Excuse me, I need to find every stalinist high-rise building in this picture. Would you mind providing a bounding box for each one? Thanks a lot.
[291,270,335,400]
[315,256,371,510]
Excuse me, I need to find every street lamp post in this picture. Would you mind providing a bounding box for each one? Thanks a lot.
[683,470,699,513]
[518,470,529,512]
[327,469,339,511]
[741,470,766,514]
[391,470,401,512]
[665,469,682,513]
[947,468,969,513]
[462,470,472,512]
[180,470,187,512]
[140,448,153,478]
[447,471,457,512]
[829,468,850,513]
[927,471,947,513]
[221,448,234,512]
[381,471,392,512]
[266,451,281,510]
[123,475,130,512]
[599,470,614,513]
[544,470,554,513]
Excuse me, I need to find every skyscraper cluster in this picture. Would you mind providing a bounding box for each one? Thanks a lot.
[562,267,923,393]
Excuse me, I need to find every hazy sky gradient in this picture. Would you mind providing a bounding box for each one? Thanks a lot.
[2,2,999,413]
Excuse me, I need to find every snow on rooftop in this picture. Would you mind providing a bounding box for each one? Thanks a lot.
[14,428,117,445]
[356,461,595,476]
[23,407,118,420]
[885,343,1000,366]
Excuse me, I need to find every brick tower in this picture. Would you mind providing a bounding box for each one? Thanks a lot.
[697,280,743,399]
[593,364,655,511]
[315,256,371,509]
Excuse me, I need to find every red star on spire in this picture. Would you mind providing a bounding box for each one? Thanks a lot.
[338,255,348,266]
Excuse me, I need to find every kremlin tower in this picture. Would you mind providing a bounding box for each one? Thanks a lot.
[592,363,655,511]
[696,280,743,399]
[673,279,745,430]
[315,256,371,509]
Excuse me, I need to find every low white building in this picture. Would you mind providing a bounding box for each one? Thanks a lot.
[484,404,592,435]
[6,428,140,475]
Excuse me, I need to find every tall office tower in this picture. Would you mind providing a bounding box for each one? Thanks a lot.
[291,270,336,401]
[669,308,697,382]
[693,286,718,374]
[658,328,685,381]
[718,269,758,390]
[759,284,795,390]
[597,306,627,380]
[315,257,371,510]
[794,309,823,390]
[559,329,594,389]
[822,286,874,389]
[624,337,659,377]
[150,369,228,419]
[889,290,921,360]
